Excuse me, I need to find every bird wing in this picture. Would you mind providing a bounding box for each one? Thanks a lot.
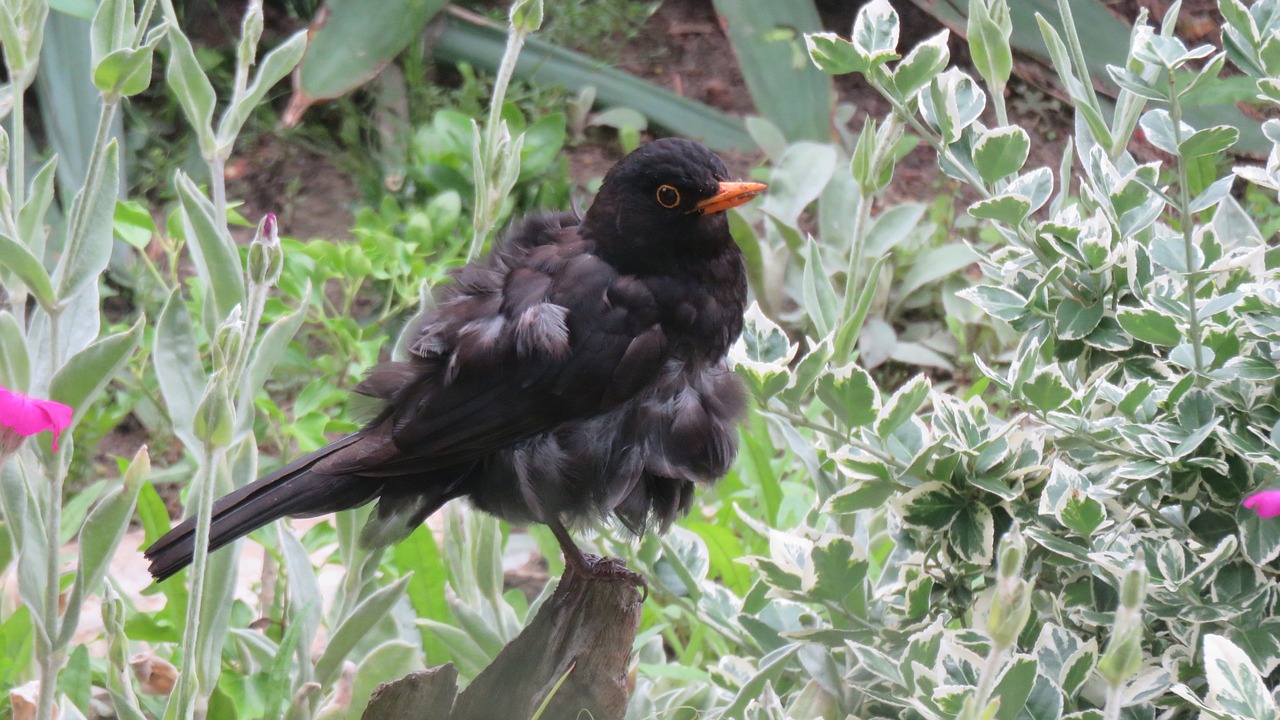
[314,230,668,477]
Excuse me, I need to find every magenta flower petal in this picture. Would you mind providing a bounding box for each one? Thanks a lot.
[1243,490,1280,519]
[0,385,74,451]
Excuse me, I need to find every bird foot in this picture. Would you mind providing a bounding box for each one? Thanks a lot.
[563,553,648,600]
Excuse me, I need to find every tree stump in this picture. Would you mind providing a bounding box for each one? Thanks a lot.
[362,557,644,720]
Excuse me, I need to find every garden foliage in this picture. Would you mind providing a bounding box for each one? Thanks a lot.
[0,0,1279,718]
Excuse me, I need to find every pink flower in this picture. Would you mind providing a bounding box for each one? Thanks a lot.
[1243,490,1280,519]
[0,385,74,452]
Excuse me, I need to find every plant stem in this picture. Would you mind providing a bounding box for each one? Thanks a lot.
[468,22,530,259]
[971,642,1005,715]
[12,74,26,233]
[1102,683,1123,720]
[209,159,227,231]
[132,0,160,46]
[1166,86,1204,375]
[1056,0,1105,121]
[172,444,223,717]
[11,65,28,327]
[35,452,67,720]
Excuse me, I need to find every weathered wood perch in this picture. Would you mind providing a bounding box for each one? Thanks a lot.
[362,557,644,720]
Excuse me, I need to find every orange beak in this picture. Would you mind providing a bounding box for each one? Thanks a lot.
[691,181,767,215]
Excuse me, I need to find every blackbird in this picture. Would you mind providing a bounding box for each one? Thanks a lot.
[145,138,765,581]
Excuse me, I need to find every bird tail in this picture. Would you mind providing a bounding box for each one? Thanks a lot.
[144,434,379,582]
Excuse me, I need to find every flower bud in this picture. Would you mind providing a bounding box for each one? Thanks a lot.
[987,576,1031,650]
[510,0,544,34]
[103,586,130,669]
[1096,617,1143,687]
[247,213,282,288]
[997,529,1026,580]
[987,529,1032,649]
[194,373,235,446]
[213,306,245,371]
[1098,564,1147,687]
[1120,565,1148,610]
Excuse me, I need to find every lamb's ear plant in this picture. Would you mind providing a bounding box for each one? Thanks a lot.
[0,0,162,717]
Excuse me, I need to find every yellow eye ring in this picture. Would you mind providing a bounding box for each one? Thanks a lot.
[656,184,681,208]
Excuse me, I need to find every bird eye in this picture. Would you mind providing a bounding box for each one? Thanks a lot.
[655,185,681,208]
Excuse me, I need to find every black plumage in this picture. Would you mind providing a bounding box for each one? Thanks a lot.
[145,138,766,581]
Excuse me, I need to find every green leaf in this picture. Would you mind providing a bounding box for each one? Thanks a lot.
[810,537,867,605]
[974,125,1030,184]
[49,317,143,423]
[314,575,411,688]
[991,658,1037,720]
[175,172,245,327]
[90,0,130,64]
[729,303,797,399]
[761,141,838,226]
[1022,367,1071,412]
[968,192,1031,224]
[58,447,148,649]
[0,229,55,310]
[721,644,803,717]
[54,141,119,302]
[896,243,976,304]
[1227,621,1280,678]
[713,0,832,142]
[817,363,879,428]
[1239,505,1280,566]
[296,0,447,107]
[896,481,964,528]
[876,375,930,435]
[889,29,950,99]
[155,288,206,448]
[922,69,985,143]
[93,44,157,98]
[1139,109,1186,156]
[18,157,58,254]
[113,199,156,250]
[164,26,217,152]
[347,640,422,719]
[0,312,29,391]
[967,0,1012,90]
[220,30,307,148]
[1054,297,1104,340]
[1117,307,1181,346]
[949,502,994,564]
[852,0,900,62]
[828,478,896,514]
[958,284,1028,322]
[518,112,566,180]
[1179,125,1240,158]
[804,32,864,74]
[1060,495,1105,537]
[433,14,755,152]
[834,253,888,359]
[1202,634,1280,720]
[802,237,840,335]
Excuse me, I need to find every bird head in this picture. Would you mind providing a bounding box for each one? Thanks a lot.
[582,138,766,273]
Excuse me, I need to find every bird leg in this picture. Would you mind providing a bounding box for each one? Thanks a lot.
[548,519,646,591]
[549,518,593,576]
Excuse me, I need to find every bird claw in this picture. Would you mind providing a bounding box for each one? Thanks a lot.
[565,553,648,599]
